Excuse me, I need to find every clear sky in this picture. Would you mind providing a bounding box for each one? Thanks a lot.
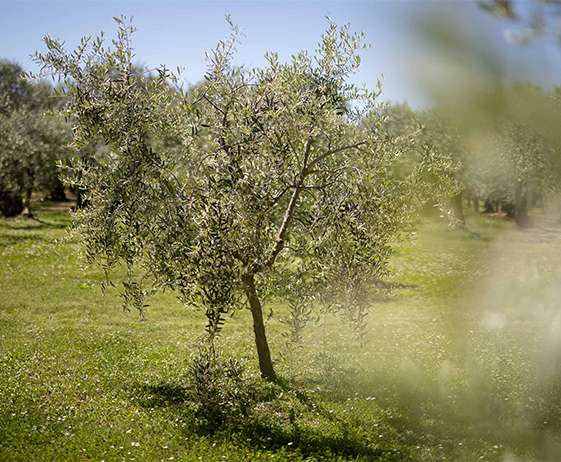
[2,0,561,107]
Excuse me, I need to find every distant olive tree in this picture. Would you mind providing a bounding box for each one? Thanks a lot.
[475,119,550,226]
[0,61,36,114]
[457,84,560,226]
[374,104,464,228]
[416,111,467,227]
[0,108,72,217]
[0,60,71,217]
[36,17,440,380]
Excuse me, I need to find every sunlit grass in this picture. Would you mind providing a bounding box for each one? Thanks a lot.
[1,204,560,461]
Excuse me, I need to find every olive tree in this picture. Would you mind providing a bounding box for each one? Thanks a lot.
[474,119,550,226]
[36,18,432,380]
[457,84,559,225]
[0,60,37,114]
[0,108,72,217]
[373,104,463,227]
[0,60,71,217]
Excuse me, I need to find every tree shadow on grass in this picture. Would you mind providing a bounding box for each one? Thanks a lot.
[297,358,561,460]
[132,380,400,461]
[228,417,394,461]
[136,382,190,408]
[0,234,48,247]
[31,216,69,229]
[22,216,68,229]
[0,217,69,231]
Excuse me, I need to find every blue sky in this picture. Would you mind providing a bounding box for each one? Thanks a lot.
[2,0,561,107]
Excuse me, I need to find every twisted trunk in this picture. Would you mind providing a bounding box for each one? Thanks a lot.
[0,190,23,217]
[22,187,33,218]
[242,272,276,381]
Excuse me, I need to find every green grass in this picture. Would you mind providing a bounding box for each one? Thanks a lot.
[1,203,561,461]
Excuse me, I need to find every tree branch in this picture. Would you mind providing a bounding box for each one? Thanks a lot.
[254,137,314,272]
[305,141,367,173]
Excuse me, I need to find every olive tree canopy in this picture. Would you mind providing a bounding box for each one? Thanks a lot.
[35,17,437,380]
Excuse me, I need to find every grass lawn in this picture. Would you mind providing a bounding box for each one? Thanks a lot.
[1,202,561,461]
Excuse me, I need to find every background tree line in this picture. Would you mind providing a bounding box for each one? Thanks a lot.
[0,60,74,218]
[2,54,558,229]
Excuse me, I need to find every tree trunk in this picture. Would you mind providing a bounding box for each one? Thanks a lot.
[75,188,83,209]
[449,192,465,228]
[47,177,68,202]
[503,202,515,218]
[484,198,495,214]
[22,187,33,218]
[74,187,89,209]
[515,181,529,227]
[0,190,23,217]
[242,273,276,381]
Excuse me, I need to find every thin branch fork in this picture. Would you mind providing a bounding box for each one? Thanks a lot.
[256,137,313,272]
[251,137,363,274]
[305,140,368,173]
